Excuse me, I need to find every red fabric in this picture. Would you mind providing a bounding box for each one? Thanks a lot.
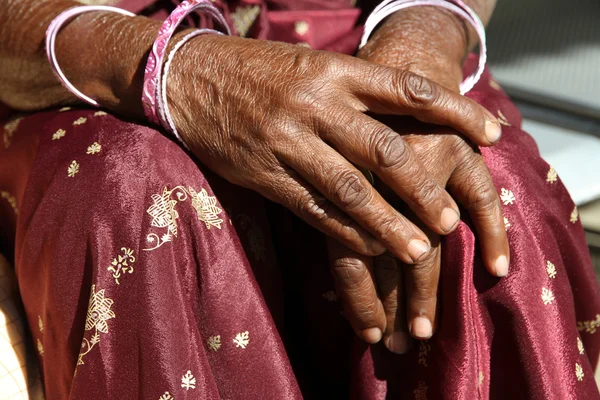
[1,0,600,399]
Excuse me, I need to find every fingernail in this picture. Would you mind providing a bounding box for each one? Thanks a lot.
[362,327,383,344]
[369,240,387,255]
[485,120,502,143]
[411,317,433,339]
[407,239,430,262]
[441,207,460,233]
[495,255,509,277]
[386,332,412,354]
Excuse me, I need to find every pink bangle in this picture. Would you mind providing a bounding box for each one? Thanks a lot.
[360,0,487,95]
[142,0,231,126]
[45,5,136,107]
[158,29,223,149]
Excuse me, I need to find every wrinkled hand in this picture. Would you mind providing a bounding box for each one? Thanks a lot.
[168,35,501,265]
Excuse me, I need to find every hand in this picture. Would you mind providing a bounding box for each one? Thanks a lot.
[167,35,502,265]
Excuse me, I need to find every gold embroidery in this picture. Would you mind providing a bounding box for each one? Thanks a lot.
[86,142,102,154]
[546,261,557,279]
[107,248,135,285]
[577,337,585,354]
[73,117,87,126]
[413,381,427,400]
[67,160,80,177]
[181,370,196,390]
[489,78,501,91]
[478,371,484,386]
[230,5,260,37]
[541,287,555,305]
[52,128,66,140]
[322,290,338,302]
[417,341,431,367]
[497,110,511,126]
[0,191,18,215]
[233,331,250,349]
[503,216,511,230]
[207,335,221,352]
[570,206,579,224]
[577,315,600,334]
[190,187,223,230]
[500,188,515,205]
[295,20,309,36]
[546,167,557,184]
[3,116,23,148]
[576,363,584,381]
[59,107,71,112]
[37,339,43,356]
[159,392,174,400]
[38,315,43,332]
[93,111,107,116]
[78,285,115,365]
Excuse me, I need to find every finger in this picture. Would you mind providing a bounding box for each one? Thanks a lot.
[374,254,413,354]
[448,154,510,277]
[404,240,441,340]
[255,166,387,256]
[327,238,386,344]
[278,136,431,264]
[346,65,502,146]
[319,111,461,235]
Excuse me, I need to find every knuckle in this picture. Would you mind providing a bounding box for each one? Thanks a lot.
[331,257,368,285]
[330,170,371,211]
[468,181,498,211]
[399,71,436,108]
[373,216,400,243]
[372,131,409,170]
[410,179,441,209]
[299,192,331,222]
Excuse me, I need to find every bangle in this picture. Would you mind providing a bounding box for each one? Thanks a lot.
[360,0,487,95]
[158,29,223,149]
[45,5,135,107]
[142,0,231,127]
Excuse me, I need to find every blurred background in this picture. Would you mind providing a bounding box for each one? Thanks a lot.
[486,0,600,279]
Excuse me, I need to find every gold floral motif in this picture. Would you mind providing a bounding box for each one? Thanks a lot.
[497,110,511,126]
[67,160,80,177]
[489,78,501,91]
[503,216,511,230]
[230,5,260,37]
[546,167,557,184]
[570,206,579,224]
[478,371,484,386]
[37,339,43,356]
[295,20,309,36]
[322,290,338,302]
[500,188,515,205]
[181,370,196,390]
[418,341,431,367]
[38,315,43,332]
[3,116,23,148]
[59,107,71,112]
[577,337,585,354]
[546,261,557,279]
[52,128,66,140]
[576,363,584,381]
[73,117,87,126]
[577,315,600,334]
[159,392,174,400]
[207,335,221,352]
[413,381,427,400]
[93,111,107,116]
[190,187,223,230]
[86,142,102,154]
[233,331,250,349]
[107,248,135,285]
[78,285,115,365]
[541,287,555,305]
[0,191,18,215]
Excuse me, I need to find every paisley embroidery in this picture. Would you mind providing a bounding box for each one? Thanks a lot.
[577,337,585,354]
[575,363,584,381]
[3,116,22,148]
[233,331,250,349]
[541,287,555,305]
[497,110,511,126]
[73,117,87,126]
[159,392,174,400]
[67,160,80,177]
[78,285,115,365]
[181,370,196,390]
[577,315,600,334]
[500,188,515,205]
[546,167,557,184]
[107,248,135,285]
[52,129,66,140]
[570,206,579,224]
[0,191,18,215]
[207,335,221,352]
[230,5,260,37]
[322,290,338,302]
[413,381,428,400]
[86,142,102,154]
[190,187,223,230]
[546,261,557,279]
[417,340,431,367]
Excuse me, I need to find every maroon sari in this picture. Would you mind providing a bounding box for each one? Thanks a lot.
[1,0,599,398]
